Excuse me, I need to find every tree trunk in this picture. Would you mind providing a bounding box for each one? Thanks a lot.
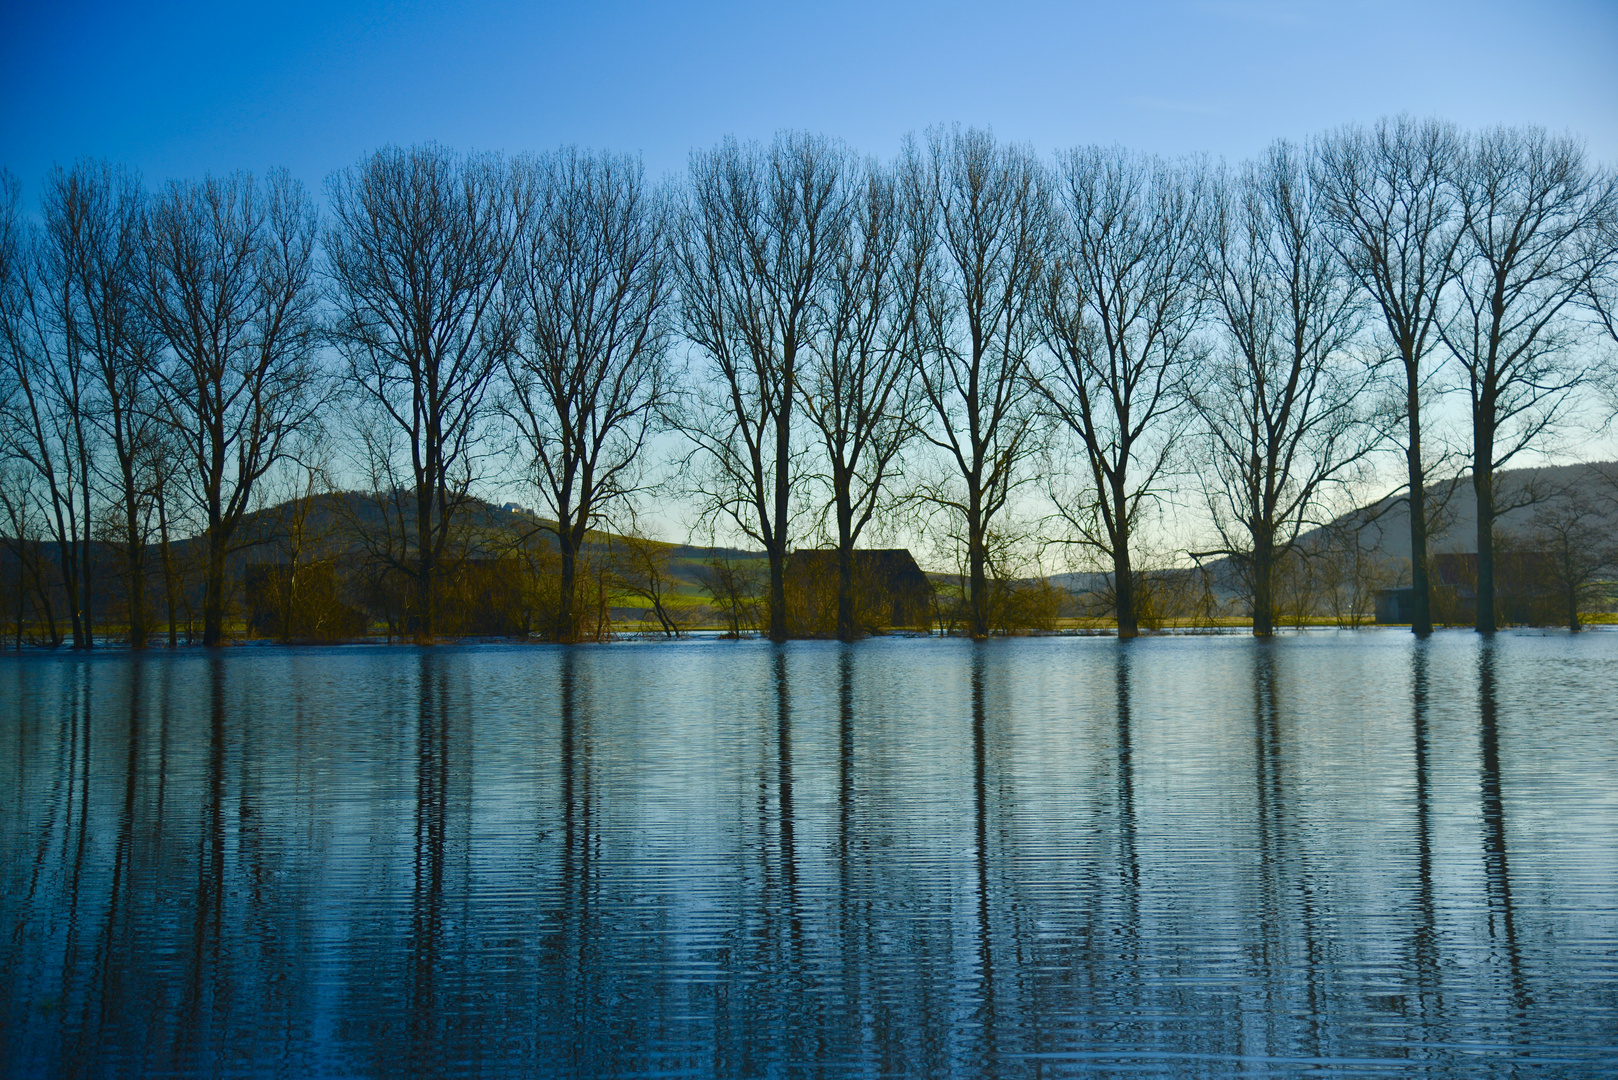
[158,494,178,648]
[415,483,435,644]
[1406,371,1432,636]
[124,493,146,648]
[57,533,85,648]
[769,384,793,644]
[13,555,24,650]
[414,566,434,644]
[1251,540,1275,637]
[967,485,988,639]
[557,535,577,643]
[836,549,856,642]
[1473,430,1496,635]
[80,449,94,650]
[767,544,787,643]
[1114,546,1138,639]
[202,528,226,647]
[835,487,857,642]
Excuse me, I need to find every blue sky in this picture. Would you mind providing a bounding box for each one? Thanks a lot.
[3,0,1615,196]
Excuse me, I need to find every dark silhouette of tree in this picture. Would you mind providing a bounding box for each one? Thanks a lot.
[46,161,163,647]
[0,461,62,645]
[676,133,853,642]
[326,145,521,642]
[506,149,673,641]
[1034,147,1205,639]
[913,128,1049,639]
[1441,126,1616,634]
[1316,116,1466,637]
[695,552,764,637]
[1530,484,1616,632]
[802,160,926,640]
[141,169,324,647]
[1190,142,1378,636]
[0,170,99,646]
[608,530,684,637]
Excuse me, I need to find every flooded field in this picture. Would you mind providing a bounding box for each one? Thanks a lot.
[3,631,1616,1077]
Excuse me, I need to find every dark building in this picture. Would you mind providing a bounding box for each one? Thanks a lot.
[784,549,934,635]
[1374,552,1557,626]
[1374,586,1415,625]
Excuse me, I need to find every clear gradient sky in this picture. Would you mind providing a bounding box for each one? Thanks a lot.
[3,0,1616,198]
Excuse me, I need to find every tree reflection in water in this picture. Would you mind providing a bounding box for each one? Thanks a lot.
[2,635,1616,1078]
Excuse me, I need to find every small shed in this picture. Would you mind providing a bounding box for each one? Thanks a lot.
[784,549,934,635]
[1374,587,1414,625]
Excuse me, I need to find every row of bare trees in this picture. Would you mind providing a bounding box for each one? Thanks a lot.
[679,121,1616,640]
[2,119,1615,645]
[0,165,321,647]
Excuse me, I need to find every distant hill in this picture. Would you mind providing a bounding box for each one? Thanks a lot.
[1301,461,1618,559]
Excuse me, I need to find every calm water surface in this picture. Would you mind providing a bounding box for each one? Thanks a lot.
[3,632,1616,1078]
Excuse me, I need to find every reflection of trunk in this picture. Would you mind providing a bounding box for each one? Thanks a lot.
[58,663,93,1066]
[1251,646,1327,1050]
[837,645,856,875]
[1407,644,1442,1022]
[834,646,868,1049]
[1113,647,1140,895]
[969,646,998,1062]
[1104,644,1145,1034]
[1477,645,1527,1013]
[770,648,806,1007]
[180,658,227,1067]
[556,649,597,1074]
[86,660,143,1054]
[408,652,448,1071]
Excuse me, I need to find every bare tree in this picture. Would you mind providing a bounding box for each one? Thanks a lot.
[265,442,338,641]
[0,461,62,645]
[1314,518,1402,628]
[608,530,684,637]
[1530,487,1616,632]
[1440,127,1617,633]
[1033,147,1205,639]
[695,551,764,637]
[1190,142,1379,635]
[0,170,101,646]
[1316,116,1466,637]
[505,148,673,641]
[801,160,926,640]
[913,127,1049,639]
[141,169,324,647]
[676,133,853,642]
[1587,213,1618,418]
[43,161,164,646]
[146,421,195,645]
[326,144,521,642]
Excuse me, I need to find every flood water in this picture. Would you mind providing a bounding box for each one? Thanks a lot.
[2,632,1616,1078]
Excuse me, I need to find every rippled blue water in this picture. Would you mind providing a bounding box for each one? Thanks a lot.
[2,631,1616,1078]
